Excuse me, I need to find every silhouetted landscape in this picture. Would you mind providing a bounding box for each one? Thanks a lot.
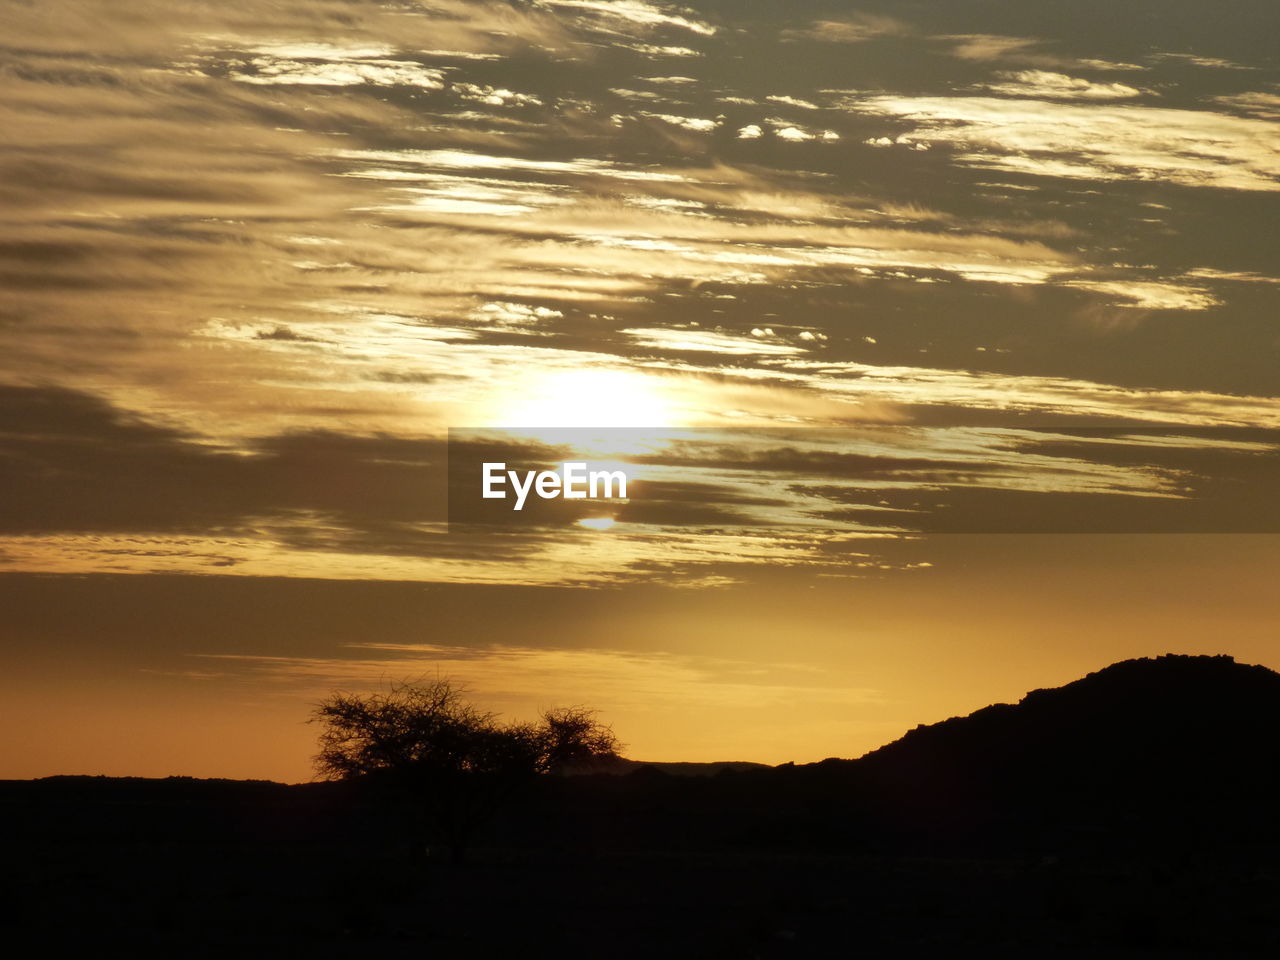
[6,654,1278,955]
[6,1,1279,953]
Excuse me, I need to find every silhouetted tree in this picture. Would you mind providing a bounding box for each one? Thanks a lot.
[311,678,620,862]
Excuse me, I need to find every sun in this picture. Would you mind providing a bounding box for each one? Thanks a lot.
[498,368,676,429]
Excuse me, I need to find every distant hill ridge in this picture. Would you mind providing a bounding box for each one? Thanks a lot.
[860,653,1280,764]
[844,653,1280,835]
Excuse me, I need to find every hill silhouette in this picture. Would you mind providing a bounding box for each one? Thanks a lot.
[844,653,1280,845]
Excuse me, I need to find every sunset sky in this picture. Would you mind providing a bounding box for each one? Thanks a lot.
[2,0,1278,781]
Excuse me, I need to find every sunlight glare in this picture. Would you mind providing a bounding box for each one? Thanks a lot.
[501,368,676,428]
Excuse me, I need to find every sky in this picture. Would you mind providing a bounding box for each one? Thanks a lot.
[2,0,1278,781]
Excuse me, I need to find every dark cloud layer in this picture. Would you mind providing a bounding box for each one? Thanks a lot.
[5,384,1271,575]
[0,384,446,534]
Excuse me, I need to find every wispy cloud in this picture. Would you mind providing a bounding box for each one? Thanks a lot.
[978,70,1143,101]
[846,94,1280,192]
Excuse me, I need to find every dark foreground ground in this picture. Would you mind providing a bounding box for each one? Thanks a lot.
[3,773,1277,957]
[8,657,1279,955]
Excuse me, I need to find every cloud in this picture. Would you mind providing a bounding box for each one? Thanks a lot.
[0,383,449,534]
[979,70,1143,101]
[200,642,875,708]
[1154,52,1254,71]
[1059,280,1220,311]
[842,94,1280,192]
[624,327,806,356]
[543,0,717,37]
[781,16,909,44]
[1214,90,1280,119]
[940,34,1145,72]
[230,53,446,88]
